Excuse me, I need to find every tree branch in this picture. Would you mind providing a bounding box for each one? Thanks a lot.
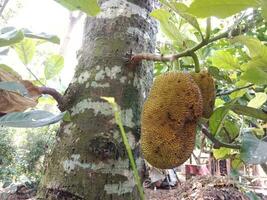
[201,125,241,149]
[39,86,64,110]
[130,17,252,64]
[216,84,254,96]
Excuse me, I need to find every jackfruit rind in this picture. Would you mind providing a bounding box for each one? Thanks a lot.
[141,72,203,169]
[190,71,215,118]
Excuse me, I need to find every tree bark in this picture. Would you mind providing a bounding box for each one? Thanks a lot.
[37,0,157,199]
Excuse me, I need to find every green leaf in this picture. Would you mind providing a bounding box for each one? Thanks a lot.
[208,66,232,83]
[241,133,267,164]
[261,0,267,21]
[22,28,60,44]
[241,57,267,72]
[55,0,100,16]
[0,82,28,96]
[0,27,24,47]
[209,100,237,136]
[225,122,239,138]
[150,9,184,43]
[231,155,243,169]
[211,50,240,70]
[13,38,36,65]
[187,0,260,18]
[231,35,267,58]
[241,66,267,85]
[231,104,267,121]
[63,111,72,122]
[44,54,64,80]
[162,1,202,33]
[213,147,231,159]
[0,64,21,78]
[248,93,267,108]
[0,110,64,128]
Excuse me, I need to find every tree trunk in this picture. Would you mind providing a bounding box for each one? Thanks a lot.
[37,0,157,199]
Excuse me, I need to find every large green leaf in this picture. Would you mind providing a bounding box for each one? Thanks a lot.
[44,54,64,80]
[55,0,100,16]
[160,1,202,33]
[0,82,28,96]
[187,0,259,18]
[22,28,60,44]
[241,133,267,164]
[0,64,21,78]
[150,9,184,44]
[13,38,36,65]
[0,110,64,127]
[210,50,240,70]
[232,36,267,58]
[209,100,237,136]
[247,93,267,108]
[261,0,267,21]
[0,27,24,47]
[217,119,240,142]
[231,105,267,121]
[241,66,267,85]
[241,57,267,72]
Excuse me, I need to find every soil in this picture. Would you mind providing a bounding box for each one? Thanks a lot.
[145,176,266,200]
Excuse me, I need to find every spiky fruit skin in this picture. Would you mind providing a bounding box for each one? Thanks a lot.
[190,71,216,118]
[141,72,203,169]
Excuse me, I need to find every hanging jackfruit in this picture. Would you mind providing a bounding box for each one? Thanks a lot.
[190,71,215,118]
[141,72,203,169]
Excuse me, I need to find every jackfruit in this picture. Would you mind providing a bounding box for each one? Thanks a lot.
[141,72,203,169]
[190,71,215,118]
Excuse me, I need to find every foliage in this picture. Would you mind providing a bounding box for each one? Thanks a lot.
[0,125,57,183]
[0,128,16,182]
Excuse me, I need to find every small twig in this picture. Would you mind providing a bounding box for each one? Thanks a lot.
[25,66,45,86]
[205,17,211,41]
[0,0,10,17]
[39,86,63,110]
[201,125,241,149]
[216,84,254,96]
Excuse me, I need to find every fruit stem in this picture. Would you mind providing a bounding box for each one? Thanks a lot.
[190,52,200,73]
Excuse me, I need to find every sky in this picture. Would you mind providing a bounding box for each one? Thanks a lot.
[3,0,85,87]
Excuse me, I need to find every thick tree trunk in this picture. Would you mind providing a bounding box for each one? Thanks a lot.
[37,0,157,199]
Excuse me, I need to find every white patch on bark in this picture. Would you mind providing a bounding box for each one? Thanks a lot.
[71,98,113,116]
[91,81,110,88]
[104,180,135,195]
[97,0,147,19]
[119,76,127,84]
[95,69,105,81]
[105,65,121,79]
[126,131,136,149]
[63,155,143,180]
[121,109,135,128]
[127,27,150,41]
[63,154,91,173]
[63,123,75,135]
[77,71,91,84]
[133,74,140,89]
